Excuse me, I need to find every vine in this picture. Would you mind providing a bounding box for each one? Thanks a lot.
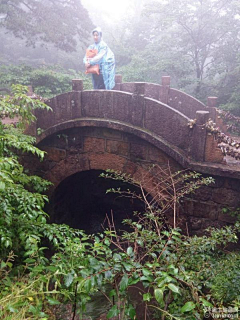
[217,109,240,136]
[205,119,240,160]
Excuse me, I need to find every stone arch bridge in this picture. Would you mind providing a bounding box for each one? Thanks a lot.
[24,75,240,234]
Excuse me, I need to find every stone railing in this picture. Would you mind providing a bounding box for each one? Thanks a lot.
[114,75,217,121]
[25,78,224,167]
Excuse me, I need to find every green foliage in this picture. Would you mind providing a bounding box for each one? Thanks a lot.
[143,0,240,98]
[0,0,93,52]
[0,65,92,98]
[209,253,240,303]
[0,85,51,258]
[0,88,239,319]
[111,0,240,110]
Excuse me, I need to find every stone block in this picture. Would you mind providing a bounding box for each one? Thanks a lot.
[193,186,212,201]
[88,153,126,172]
[115,74,122,83]
[210,177,225,188]
[120,83,134,93]
[42,146,66,162]
[72,79,83,91]
[201,219,226,230]
[192,201,218,220]
[112,92,133,123]
[148,146,170,164]
[145,83,161,100]
[84,137,105,153]
[83,127,105,138]
[218,212,237,224]
[68,133,83,149]
[51,133,69,149]
[168,88,206,119]
[82,91,101,117]
[131,94,144,127]
[70,91,82,119]
[182,199,194,216]
[212,188,240,206]
[189,217,202,230]
[103,128,122,140]
[130,143,148,160]
[44,155,80,184]
[144,98,190,150]
[205,134,224,163]
[98,91,114,119]
[224,178,240,192]
[106,140,129,156]
[54,93,72,123]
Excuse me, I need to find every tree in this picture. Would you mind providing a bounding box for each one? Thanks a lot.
[143,0,240,98]
[0,0,94,52]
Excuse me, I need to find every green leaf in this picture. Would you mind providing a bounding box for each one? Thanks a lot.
[105,270,112,279]
[154,288,164,305]
[140,275,153,283]
[119,274,129,291]
[143,293,152,302]
[47,297,60,305]
[127,246,133,256]
[107,305,120,318]
[0,181,5,190]
[142,268,152,277]
[113,253,122,261]
[126,304,136,319]
[168,283,180,294]
[181,301,196,313]
[64,273,74,288]
[200,298,213,307]
[28,305,37,313]
[8,306,18,313]
[122,262,133,271]
[109,289,116,297]
[84,278,92,293]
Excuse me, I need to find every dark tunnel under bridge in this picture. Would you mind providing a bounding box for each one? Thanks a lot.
[48,169,147,234]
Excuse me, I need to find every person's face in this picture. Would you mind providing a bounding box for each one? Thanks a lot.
[93,31,100,43]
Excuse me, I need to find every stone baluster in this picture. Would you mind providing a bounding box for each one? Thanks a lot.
[190,110,210,162]
[160,76,170,104]
[72,79,83,91]
[114,74,122,90]
[131,83,145,127]
[134,82,145,95]
[207,95,228,134]
[207,96,217,121]
[207,96,218,108]
[71,79,83,118]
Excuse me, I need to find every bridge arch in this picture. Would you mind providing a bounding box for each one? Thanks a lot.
[37,125,181,191]
[37,125,182,233]
[27,81,212,170]
[22,77,240,235]
[37,119,189,167]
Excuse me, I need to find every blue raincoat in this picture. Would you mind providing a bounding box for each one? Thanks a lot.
[83,29,115,90]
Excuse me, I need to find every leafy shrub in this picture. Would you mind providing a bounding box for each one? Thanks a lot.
[0,65,92,98]
[0,87,239,320]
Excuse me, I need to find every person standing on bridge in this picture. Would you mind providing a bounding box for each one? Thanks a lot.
[83,27,115,90]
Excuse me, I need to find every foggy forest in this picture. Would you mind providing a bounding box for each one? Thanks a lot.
[0,1,240,320]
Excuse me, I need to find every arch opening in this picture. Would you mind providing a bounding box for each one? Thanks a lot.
[49,170,147,234]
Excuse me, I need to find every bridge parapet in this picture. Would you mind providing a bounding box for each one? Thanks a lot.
[116,75,216,120]
[28,78,219,167]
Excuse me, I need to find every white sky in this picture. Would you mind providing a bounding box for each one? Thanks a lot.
[82,0,131,20]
